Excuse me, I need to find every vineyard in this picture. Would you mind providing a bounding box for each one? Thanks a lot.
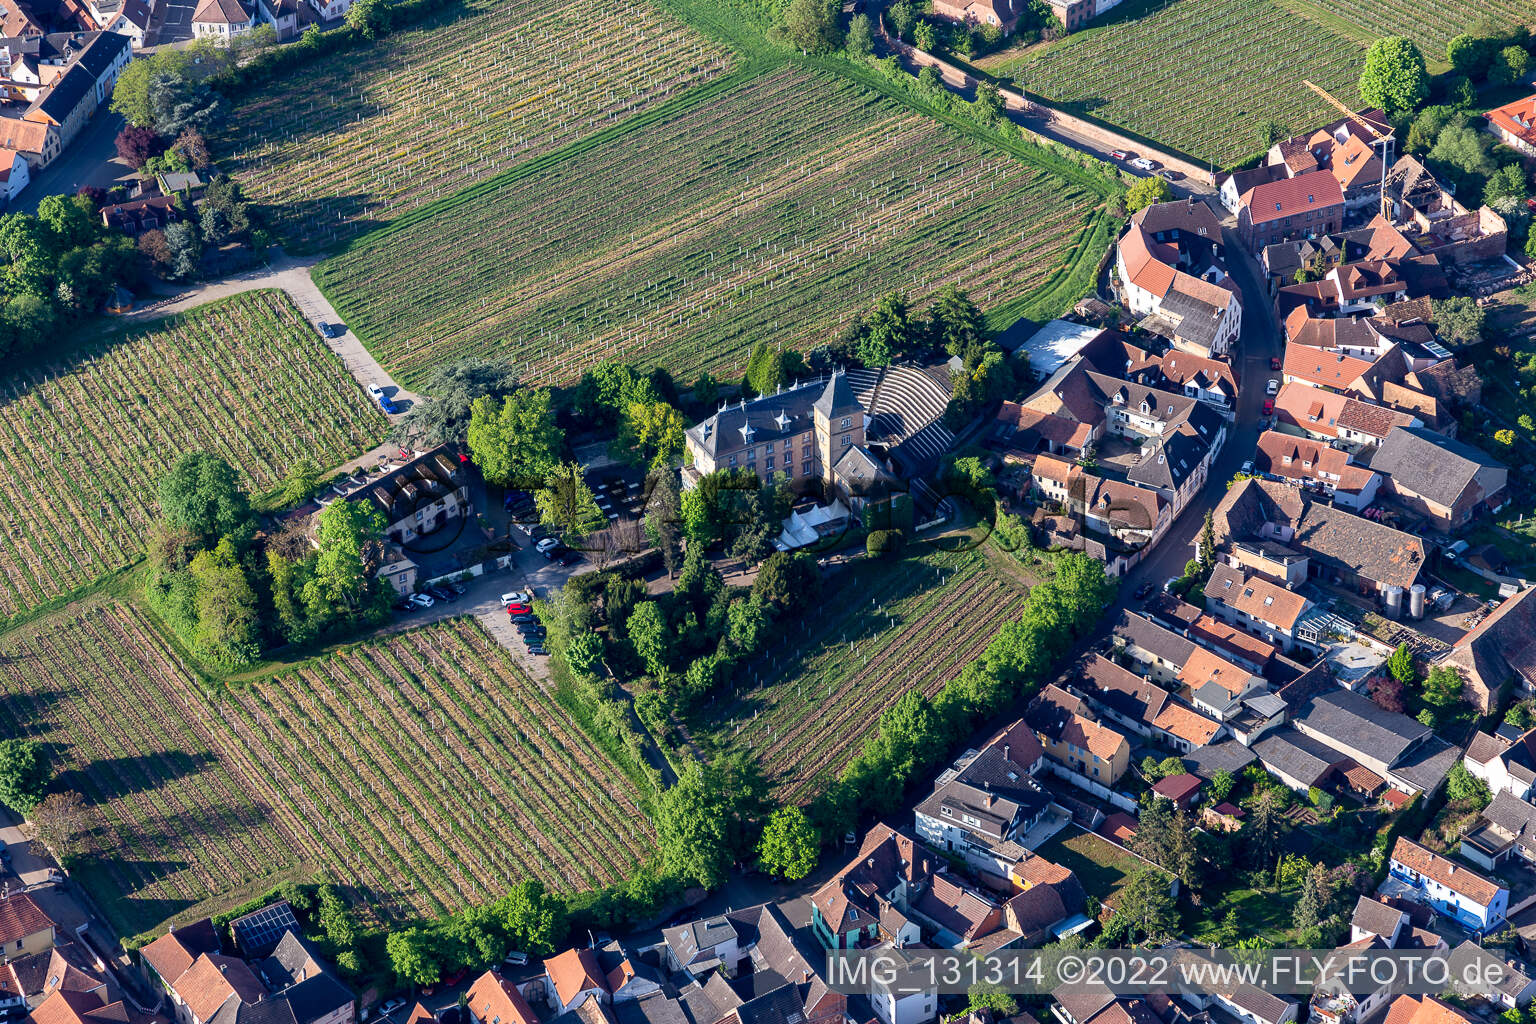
[703,543,1030,802]
[0,291,384,618]
[1320,0,1533,57]
[217,0,731,247]
[982,0,1367,167]
[0,609,655,936]
[317,66,1105,388]
[209,618,656,921]
[0,602,302,939]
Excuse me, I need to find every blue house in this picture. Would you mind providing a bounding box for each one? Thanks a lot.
[1389,837,1508,934]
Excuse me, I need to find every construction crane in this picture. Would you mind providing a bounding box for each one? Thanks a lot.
[1303,79,1396,219]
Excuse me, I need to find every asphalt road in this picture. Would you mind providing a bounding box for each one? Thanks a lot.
[15,108,131,213]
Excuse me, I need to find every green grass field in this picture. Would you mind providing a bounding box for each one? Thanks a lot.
[315,65,1110,388]
[1035,827,1156,911]
[981,0,1529,168]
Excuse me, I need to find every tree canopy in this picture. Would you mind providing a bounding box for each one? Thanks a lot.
[467,388,562,487]
[159,452,253,547]
[756,805,819,880]
[1125,175,1173,212]
[0,739,49,815]
[1359,37,1428,117]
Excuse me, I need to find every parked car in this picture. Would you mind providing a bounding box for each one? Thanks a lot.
[1240,459,1254,475]
[317,321,342,339]
[511,613,537,624]
[506,602,532,615]
[504,952,529,968]
[527,646,548,657]
[379,1000,407,1019]
[1109,150,1129,161]
[1156,169,1179,182]
[393,598,417,612]
[556,548,581,566]
[409,593,434,608]
[500,590,532,606]
[1262,399,1274,416]
[428,585,456,602]
[1133,581,1155,599]
[1162,576,1181,593]
[535,537,560,554]
[1130,157,1157,171]
[446,582,467,596]
[1265,379,1279,396]
[1270,356,1282,370]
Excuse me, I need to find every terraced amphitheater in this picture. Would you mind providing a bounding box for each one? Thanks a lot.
[847,364,958,476]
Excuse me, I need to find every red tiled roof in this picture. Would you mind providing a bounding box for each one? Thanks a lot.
[1389,838,1502,905]
[0,893,54,946]
[1283,344,1372,390]
[1487,95,1536,150]
[466,972,538,1024]
[545,949,606,1008]
[1118,224,1177,297]
[1242,170,1345,226]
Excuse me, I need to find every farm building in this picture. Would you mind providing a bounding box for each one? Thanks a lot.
[1486,94,1536,158]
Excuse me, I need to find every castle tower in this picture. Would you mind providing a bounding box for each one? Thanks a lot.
[812,371,864,489]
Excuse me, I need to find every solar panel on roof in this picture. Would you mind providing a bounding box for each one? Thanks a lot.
[231,901,299,956]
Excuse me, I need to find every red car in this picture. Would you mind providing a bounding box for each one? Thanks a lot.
[506,602,532,615]
[1270,356,1282,370]
[1109,150,1129,161]
[1262,399,1274,415]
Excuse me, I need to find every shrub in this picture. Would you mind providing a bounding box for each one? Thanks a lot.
[866,529,904,558]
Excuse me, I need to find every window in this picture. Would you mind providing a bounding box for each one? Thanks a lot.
[729,455,738,467]
[841,434,852,447]
[765,456,774,470]
[746,447,756,461]
[841,416,851,428]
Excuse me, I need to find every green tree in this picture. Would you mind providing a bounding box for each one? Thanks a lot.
[159,452,252,547]
[1359,37,1429,117]
[346,0,393,38]
[536,463,607,540]
[726,593,771,655]
[493,880,567,956]
[109,48,196,127]
[385,927,441,986]
[278,457,320,508]
[965,984,1019,1018]
[655,762,735,888]
[757,805,819,879]
[1210,769,1236,801]
[1104,868,1178,946]
[913,21,937,51]
[0,739,49,815]
[1387,642,1417,685]
[1492,45,1531,86]
[466,389,561,487]
[1245,788,1285,868]
[780,0,842,53]
[302,498,386,622]
[1125,174,1173,212]
[1445,34,1489,78]
[752,550,820,613]
[565,631,606,678]
[1446,760,1491,806]
[188,538,261,667]
[973,82,1005,125]
[616,401,686,471]
[858,292,916,367]
[392,358,520,446]
[37,194,101,250]
[163,220,202,279]
[887,0,916,38]
[1259,120,1285,147]
[1423,664,1465,714]
[643,469,683,576]
[928,284,984,357]
[1483,163,1530,216]
[1292,861,1332,931]
[1432,295,1487,345]
[627,600,670,676]
[845,13,874,56]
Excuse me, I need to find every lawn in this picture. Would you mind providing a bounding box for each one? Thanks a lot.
[697,534,1032,801]
[1034,826,1155,911]
[315,65,1110,389]
[216,0,732,248]
[979,0,1527,168]
[0,608,656,940]
[0,291,385,619]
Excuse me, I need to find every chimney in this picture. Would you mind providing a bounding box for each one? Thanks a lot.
[1002,743,1011,763]
[867,857,875,870]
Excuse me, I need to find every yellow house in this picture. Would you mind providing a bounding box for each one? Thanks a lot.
[0,892,57,963]
[1025,684,1132,785]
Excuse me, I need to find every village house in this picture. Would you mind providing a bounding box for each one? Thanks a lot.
[1465,728,1536,800]
[1368,425,1508,533]
[355,446,469,553]
[464,971,539,1024]
[1029,456,1170,550]
[86,0,151,44]
[0,29,129,169]
[1203,564,1311,652]
[1236,170,1345,253]
[1067,653,1225,754]
[101,193,181,235]
[1438,588,1536,712]
[1460,790,1536,872]
[1253,430,1380,509]
[191,0,255,40]
[1291,688,1457,796]
[1487,94,1536,157]
[1024,684,1131,785]
[1211,477,1425,596]
[930,0,1022,31]
[1178,644,1267,720]
[1260,109,1392,211]
[542,949,608,1014]
[1110,610,1195,687]
[4,941,112,1018]
[0,894,55,965]
[1388,837,1508,934]
[1114,199,1242,358]
[912,720,1057,884]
